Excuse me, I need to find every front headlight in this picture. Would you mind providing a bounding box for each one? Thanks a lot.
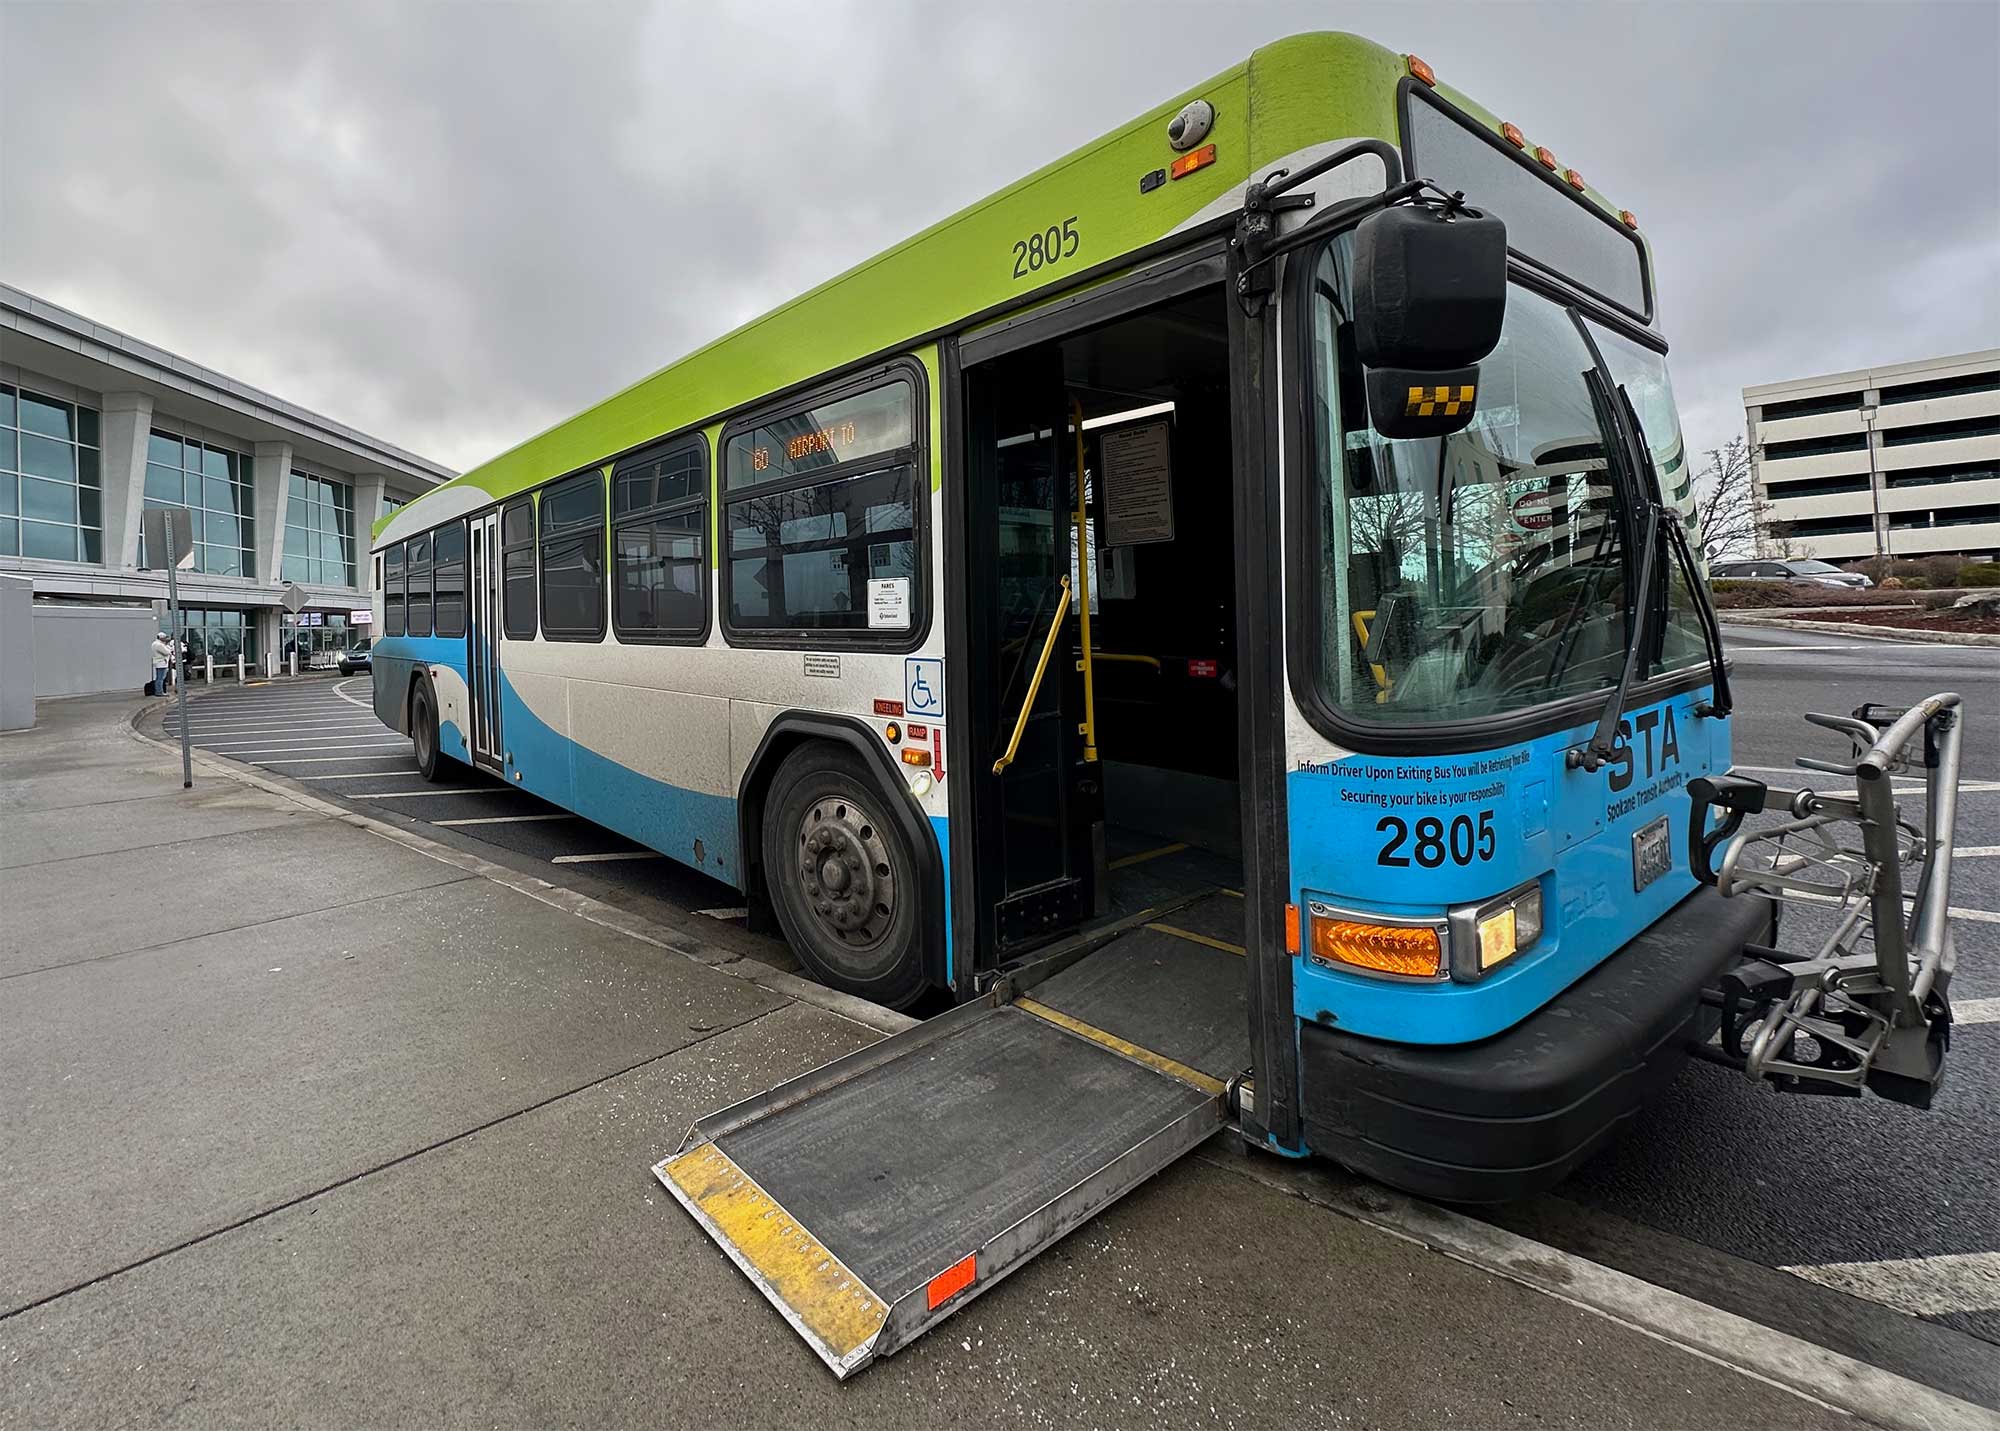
[1447,879,1544,981]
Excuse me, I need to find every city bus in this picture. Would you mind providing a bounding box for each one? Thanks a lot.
[370,32,1962,1376]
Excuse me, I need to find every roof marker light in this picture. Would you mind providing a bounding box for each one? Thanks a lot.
[1563,168,1587,190]
[1620,210,1639,229]
[1406,55,1436,86]
[1168,143,1216,181]
[1534,145,1559,171]
[1500,122,1526,148]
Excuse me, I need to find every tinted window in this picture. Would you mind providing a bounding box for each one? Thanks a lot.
[540,471,605,639]
[433,520,467,638]
[384,543,406,636]
[407,531,433,637]
[1404,91,1648,316]
[502,498,536,640]
[613,438,707,641]
[727,466,916,632]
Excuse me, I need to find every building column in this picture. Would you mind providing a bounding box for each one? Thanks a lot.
[1861,388,1887,560]
[99,392,155,569]
[351,471,387,582]
[253,440,293,586]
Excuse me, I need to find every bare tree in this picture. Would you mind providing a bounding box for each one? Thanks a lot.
[1690,436,1765,561]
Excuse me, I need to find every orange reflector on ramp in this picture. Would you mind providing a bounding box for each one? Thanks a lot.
[928,1254,976,1309]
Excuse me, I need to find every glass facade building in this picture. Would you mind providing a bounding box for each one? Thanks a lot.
[1,383,102,562]
[143,431,256,575]
[283,471,356,585]
[172,607,259,667]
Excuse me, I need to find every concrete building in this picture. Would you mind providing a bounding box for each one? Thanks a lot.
[1743,349,2000,564]
[1,283,450,683]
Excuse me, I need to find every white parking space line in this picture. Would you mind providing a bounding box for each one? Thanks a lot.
[258,752,418,764]
[169,722,385,734]
[1785,889,2000,925]
[1955,847,2000,859]
[348,789,516,799]
[1730,765,2000,795]
[697,907,750,920]
[550,851,661,865]
[1953,997,2000,1026]
[1781,1252,2000,1318]
[433,814,577,826]
[302,772,423,781]
[332,679,375,710]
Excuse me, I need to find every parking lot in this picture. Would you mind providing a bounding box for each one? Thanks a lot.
[136,628,2000,1415]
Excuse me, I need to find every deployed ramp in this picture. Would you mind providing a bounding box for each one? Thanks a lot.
[654,898,1242,1378]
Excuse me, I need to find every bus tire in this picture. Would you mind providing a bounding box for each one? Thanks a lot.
[411,676,453,783]
[762,742,926,1010]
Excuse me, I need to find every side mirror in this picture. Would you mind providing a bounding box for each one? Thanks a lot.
[1351,204,1507,439]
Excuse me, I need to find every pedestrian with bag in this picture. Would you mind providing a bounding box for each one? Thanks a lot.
[150,632,173,696]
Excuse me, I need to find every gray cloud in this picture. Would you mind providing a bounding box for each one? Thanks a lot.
[5,0,1994,476]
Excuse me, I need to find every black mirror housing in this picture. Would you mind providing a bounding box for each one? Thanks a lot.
[1351,205,1507,369]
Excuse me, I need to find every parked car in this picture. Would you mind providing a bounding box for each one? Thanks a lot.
[1711,558,1873,589]
[337,639,373,676]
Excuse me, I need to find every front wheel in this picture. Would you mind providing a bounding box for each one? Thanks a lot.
[411,678,453,783]
[762,742,928,1010]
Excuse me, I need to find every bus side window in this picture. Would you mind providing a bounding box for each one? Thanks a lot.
[433,520,467,638]
[611,436,708,642]
[541,469,607,641]
[407,530,433,637]
[384,542,406,636]
[501,498,536,640]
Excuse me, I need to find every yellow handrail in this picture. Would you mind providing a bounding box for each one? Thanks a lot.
[992,576,1073,775]
[1070,398,1100,764]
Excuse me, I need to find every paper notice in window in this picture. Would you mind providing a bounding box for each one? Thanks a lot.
[1101,420,1174,546]
[868,577,911,629]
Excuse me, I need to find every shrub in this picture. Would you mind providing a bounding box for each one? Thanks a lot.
[1878,576,1905,589]
[1904,577,1930,590]
[1923,592,1957,611]
[1958,561,2000,587]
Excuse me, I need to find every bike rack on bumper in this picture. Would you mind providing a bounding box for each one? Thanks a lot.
[1686,693,1963,1109]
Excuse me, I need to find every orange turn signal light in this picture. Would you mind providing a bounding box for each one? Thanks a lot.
[1406,55,1436,86]
[900,748,931,768]
[884,721,902,743]
[1169,143,1216,181]
[1500,122,1526,149]
[1534,145,1559,171]
[1564,168,1586,191]
[1308,916,1442,979]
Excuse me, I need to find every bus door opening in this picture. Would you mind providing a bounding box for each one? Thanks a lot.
[964,288,1248,1072]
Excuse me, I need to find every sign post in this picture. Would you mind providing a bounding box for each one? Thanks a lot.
[144,506,197,789]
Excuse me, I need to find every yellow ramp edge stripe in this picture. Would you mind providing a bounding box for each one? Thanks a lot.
[1107,841,1188,871]
[1145,921,1247,958]
[1014,998,1228,1096]
[658,1142,889,1365]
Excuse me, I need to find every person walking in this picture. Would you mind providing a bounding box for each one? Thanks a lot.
[150,632,173,696]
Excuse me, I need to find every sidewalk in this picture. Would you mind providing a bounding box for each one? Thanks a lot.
[0,696,1944,1429]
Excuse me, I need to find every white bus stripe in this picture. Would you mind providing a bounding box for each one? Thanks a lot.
[1781,1252,2000,1318]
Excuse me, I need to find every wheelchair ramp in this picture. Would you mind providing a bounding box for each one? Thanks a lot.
[654,989,1230,1378]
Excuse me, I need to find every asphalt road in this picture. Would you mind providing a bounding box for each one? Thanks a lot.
[151,629,1999,1408]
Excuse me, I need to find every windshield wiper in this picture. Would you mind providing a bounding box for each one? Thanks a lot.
[1575,501,1661,771]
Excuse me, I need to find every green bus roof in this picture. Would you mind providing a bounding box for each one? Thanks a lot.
[376,32,1639,542]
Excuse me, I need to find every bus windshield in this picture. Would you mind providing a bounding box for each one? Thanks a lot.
[1307,242,1699,727]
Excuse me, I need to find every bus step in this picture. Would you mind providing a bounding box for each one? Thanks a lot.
[654,993,1228,1378]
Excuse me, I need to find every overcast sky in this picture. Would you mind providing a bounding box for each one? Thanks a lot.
[4,1,1995,478]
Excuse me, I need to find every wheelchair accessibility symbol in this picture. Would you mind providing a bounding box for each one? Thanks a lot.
[904,657,944,719]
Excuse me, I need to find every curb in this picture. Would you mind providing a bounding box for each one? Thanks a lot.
[125,704,921,1039]
[1209,1155,1999,1431]
[1723,615,2000,647]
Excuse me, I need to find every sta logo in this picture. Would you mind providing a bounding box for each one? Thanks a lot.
[1607,705,1681,794]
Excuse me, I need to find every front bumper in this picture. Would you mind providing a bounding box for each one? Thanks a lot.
[1299,885,1775,1204]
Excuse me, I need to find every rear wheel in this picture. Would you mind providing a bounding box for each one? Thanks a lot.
[411,678,453,783]
[762,742,927,1009]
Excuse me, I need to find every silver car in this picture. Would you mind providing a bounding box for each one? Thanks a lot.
[1711,558,1873,589]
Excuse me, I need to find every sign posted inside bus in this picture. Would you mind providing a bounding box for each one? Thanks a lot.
[1100,420,1174,546]
[868,577,910,629]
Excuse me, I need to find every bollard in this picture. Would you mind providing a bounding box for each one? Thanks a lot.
[289,648,297,678]
[237,654,246,684]
[205,654,214,684]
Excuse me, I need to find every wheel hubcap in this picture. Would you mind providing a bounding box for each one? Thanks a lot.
[797,795,895,948]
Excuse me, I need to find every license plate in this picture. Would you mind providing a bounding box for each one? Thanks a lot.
[1632,815,1672,892]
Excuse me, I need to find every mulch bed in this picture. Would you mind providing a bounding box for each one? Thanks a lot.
[1781,608,2000,635]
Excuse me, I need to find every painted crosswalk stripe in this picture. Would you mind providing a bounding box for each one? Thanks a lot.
[1952,997,2000,1026]
[1781,1252,2000,1317]
[434,814,578,826]
[697,907,750,920]
[1955,846,2000,859]
[352,789,515,799]
[259,752,418,764]
[550,851,661,864]
[1784,889,1999,926]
